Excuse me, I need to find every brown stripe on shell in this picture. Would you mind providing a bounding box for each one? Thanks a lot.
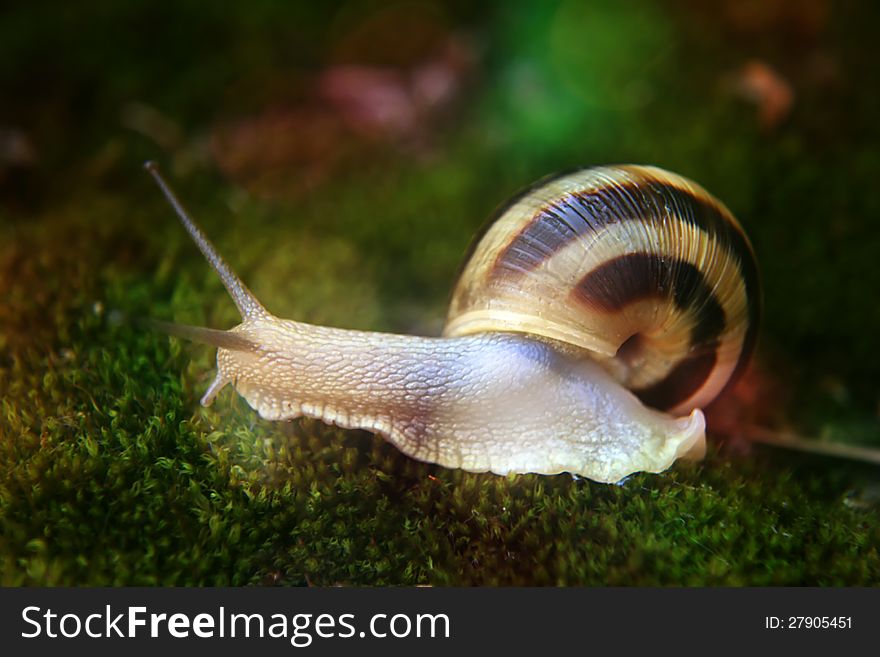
[453,168,584,283]
[489,168,746,277]
[633,351,719,410]
[572,253,726,410]
[490,178,641,277]
[572,253,726,349]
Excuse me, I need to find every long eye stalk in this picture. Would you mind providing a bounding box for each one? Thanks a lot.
[144,161,267,320]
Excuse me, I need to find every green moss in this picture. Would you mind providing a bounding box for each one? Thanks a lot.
[1,0,879,585]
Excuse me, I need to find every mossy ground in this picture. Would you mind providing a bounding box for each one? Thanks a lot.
[1,1,879,585]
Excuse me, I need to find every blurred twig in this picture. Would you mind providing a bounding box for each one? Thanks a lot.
[747,426,880,466]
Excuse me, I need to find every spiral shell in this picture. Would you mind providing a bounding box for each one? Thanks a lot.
[444,165,761,415]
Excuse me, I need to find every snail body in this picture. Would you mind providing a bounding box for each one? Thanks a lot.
[146,163,759,483]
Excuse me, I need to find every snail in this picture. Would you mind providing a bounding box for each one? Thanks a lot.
[145,162,760,483]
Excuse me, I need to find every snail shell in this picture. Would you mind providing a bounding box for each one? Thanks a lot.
[446,165,760,415]
[146,163,760,483]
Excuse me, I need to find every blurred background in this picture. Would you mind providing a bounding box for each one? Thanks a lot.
[1,0,879,585]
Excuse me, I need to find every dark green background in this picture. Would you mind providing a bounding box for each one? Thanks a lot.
[1,0,878,585]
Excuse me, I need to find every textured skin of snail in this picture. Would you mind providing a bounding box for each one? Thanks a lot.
[147,163,760,483]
